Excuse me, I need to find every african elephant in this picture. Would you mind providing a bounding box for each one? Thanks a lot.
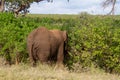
[27,27,68,68]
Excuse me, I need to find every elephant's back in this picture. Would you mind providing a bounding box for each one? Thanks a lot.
[35,27,50,41]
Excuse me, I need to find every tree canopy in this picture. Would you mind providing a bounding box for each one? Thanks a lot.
[0,0,56,16]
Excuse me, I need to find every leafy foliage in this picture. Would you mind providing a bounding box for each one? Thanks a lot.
[0,13,120,74]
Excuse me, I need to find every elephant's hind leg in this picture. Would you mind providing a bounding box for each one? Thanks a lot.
[29,54,37,67]
[29,45,37,67]
[55,43,64,69]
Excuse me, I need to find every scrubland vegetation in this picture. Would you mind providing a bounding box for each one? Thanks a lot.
[0,13,120,79]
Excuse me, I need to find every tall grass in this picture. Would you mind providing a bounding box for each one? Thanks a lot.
[0,63,120,80]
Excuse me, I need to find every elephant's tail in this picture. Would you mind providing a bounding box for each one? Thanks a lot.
[31,44,34,57]
[31,43,38,60]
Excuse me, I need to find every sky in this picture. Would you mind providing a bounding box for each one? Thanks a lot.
[29,0,120,15]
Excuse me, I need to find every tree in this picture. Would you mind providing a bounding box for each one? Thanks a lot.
[102,0,117,15]
[0,0,56,16]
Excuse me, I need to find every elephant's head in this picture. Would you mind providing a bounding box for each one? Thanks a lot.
[63,31,68,42]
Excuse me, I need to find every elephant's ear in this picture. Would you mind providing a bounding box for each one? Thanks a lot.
[63,31,67,41]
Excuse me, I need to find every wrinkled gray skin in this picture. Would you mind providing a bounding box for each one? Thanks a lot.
[27,27,67,68]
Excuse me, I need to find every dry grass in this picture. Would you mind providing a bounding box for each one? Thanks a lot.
[0,63,120,80]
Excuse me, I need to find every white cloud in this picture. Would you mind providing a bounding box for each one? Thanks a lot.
[28,0,120,15]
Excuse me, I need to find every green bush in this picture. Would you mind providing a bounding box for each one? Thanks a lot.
[0,13,120,74]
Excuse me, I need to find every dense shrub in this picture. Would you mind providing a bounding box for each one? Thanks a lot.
[0,13,120,73]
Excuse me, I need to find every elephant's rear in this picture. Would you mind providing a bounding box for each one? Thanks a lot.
[32,27,51,62]
[33,27,50,48]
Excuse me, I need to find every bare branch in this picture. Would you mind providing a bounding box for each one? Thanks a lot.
[102,0,117,15]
